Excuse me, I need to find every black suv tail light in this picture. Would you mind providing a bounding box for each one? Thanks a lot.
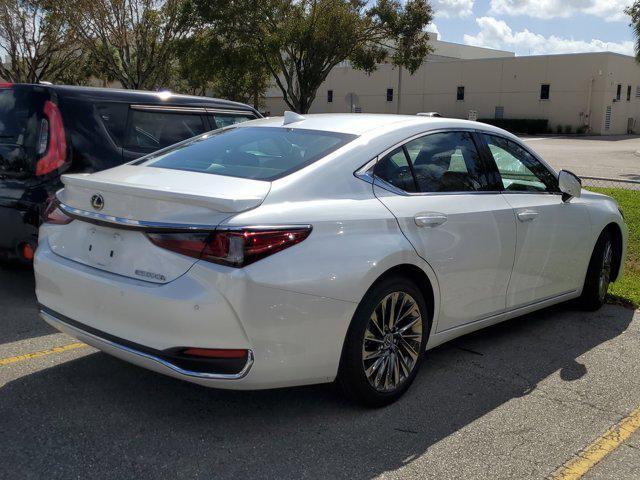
[35,101,67,176]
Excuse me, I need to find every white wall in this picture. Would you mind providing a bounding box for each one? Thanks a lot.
[265,52,640,135]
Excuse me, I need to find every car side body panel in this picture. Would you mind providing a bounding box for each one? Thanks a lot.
[374,188,517,332]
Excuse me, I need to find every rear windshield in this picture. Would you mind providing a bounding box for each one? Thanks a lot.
[136,126,357,181]
[0,85,49,177]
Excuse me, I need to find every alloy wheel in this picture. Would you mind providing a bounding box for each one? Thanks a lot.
[362,291,423,392]
[598,240,613,302]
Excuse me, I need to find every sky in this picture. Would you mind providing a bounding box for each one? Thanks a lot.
[428,0,638,56]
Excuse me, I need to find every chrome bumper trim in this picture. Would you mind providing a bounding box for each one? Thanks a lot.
[58,202,217,232]
[39,309,254,380]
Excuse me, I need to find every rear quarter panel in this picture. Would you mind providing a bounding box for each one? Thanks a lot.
[224,173,442,320]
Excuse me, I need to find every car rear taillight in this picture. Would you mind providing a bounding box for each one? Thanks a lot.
[181,348,248,359]
[146,226,312,267]
[42,197,73,225]
[35,100,67,176]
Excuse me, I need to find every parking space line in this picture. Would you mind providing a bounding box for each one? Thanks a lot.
[0,342,88,366]
[550,405,640,480]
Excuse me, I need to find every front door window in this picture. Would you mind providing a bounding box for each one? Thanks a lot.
[482,134,558,193]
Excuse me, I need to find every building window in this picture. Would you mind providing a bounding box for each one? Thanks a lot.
[495,106,504,119]
[327,90,333,103]
[386,88,393,102]
[616,84,622,101]
[540,84,550,100]
[627,85,632,102]
[457,86,465,101]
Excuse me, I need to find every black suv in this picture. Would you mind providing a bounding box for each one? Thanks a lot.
[0,83,260,263]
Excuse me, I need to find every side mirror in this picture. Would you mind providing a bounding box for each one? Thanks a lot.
[558,170,582,202]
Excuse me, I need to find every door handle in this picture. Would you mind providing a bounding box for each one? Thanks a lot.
[517,210,539,222]
[415,213,448,228]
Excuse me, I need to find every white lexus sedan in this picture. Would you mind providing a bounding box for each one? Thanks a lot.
[35,113,627,406]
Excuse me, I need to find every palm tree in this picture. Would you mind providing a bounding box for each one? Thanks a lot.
[626,2,640,61]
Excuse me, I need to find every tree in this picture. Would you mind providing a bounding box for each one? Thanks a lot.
[172,30,271,108]
[0,0,87,83]
[197,0,434,113]
[59,0,194,90]
[626,2,640,62]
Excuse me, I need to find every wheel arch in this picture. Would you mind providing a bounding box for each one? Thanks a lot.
[603,222,624,282]
[339,262,438,356]
[336,262,438,390]
[369,264,436,324]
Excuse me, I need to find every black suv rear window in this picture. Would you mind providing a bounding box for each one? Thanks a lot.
[137,126,357,181]
[0,86,49,177]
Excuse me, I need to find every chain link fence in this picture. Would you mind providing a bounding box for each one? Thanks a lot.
[581,176,640,191]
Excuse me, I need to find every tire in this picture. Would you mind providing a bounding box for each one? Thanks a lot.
[576,230,614,311]
[338,276,429,407]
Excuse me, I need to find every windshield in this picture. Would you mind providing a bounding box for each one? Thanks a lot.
[137,126,358,181]
[0,85,49,178]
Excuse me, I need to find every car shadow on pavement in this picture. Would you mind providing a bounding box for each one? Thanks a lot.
[0,266,56,343]
[0,305,635,479]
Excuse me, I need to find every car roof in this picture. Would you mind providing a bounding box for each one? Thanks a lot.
[10,83,258,112]
[243,113,505,136]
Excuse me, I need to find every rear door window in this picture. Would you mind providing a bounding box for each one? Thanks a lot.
[405,132,486,193]
[137,126,357,180]
[405,131,485,193]
[124,109,208,151]
[373,131,493,194]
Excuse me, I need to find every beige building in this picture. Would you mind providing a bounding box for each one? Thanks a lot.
[265,36,640,135]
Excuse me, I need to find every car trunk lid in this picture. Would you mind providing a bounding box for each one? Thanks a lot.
[48,164,270,283]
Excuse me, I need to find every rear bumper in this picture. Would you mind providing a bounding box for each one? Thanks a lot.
[0,179,57,259]
[34,240,357,390]
[0,202,38,259]
[40,307,254,380]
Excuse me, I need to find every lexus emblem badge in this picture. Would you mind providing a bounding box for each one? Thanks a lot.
[90,194,104,211]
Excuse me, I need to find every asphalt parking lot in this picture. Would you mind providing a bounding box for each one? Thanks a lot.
[1,266,639,479]
[522,135,640,181]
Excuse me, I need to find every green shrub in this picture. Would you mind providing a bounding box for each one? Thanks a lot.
[478,118,549,135]
[576,125,587,135]
[564,125,573,134]
[556,125,563,134]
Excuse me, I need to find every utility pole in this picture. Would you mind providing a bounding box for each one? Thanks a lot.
[397,65,403,114]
